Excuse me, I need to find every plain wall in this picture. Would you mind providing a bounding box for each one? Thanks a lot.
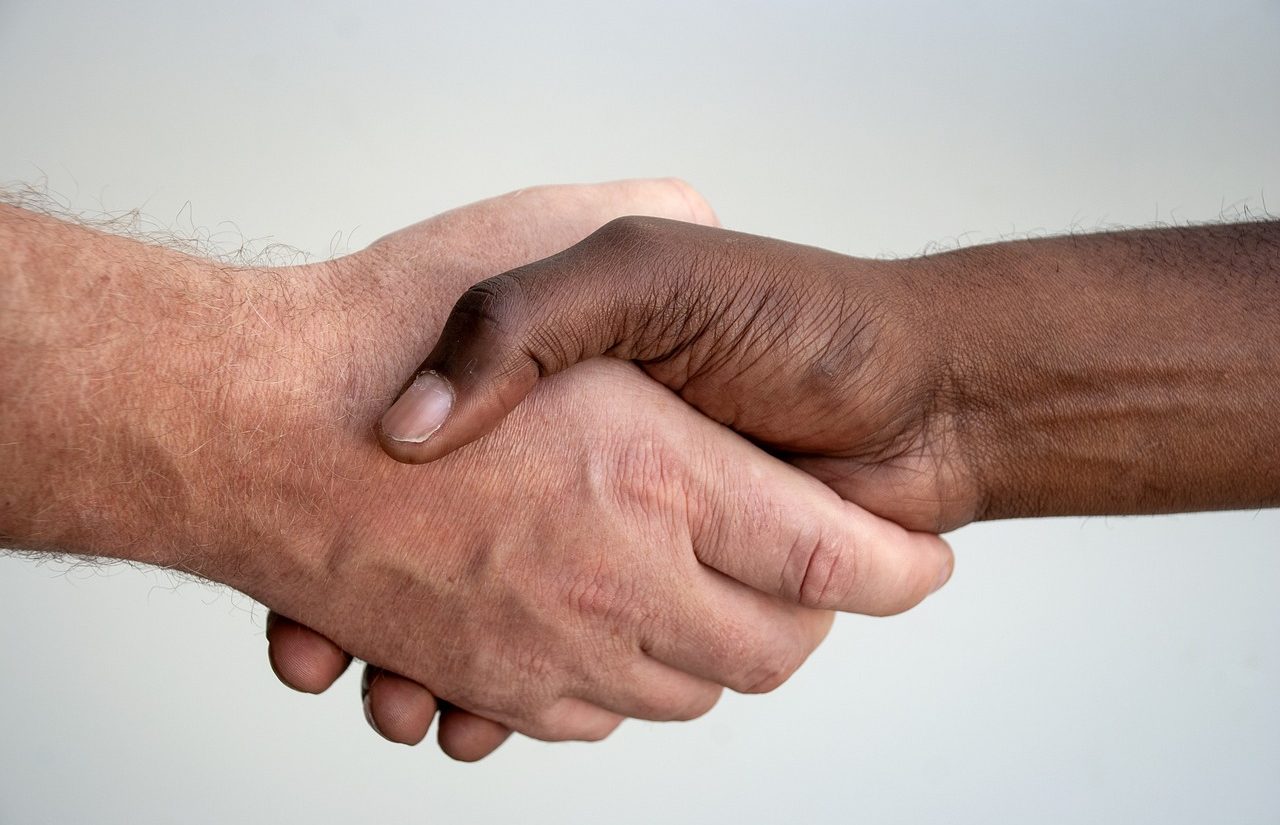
[1,1,1277,822]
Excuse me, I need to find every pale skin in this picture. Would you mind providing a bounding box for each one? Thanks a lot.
[0,180,953,761]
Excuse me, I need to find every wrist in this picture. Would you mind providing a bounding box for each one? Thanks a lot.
[831,254,989,529]
[898,244,1027,523]
[172,257,360,593]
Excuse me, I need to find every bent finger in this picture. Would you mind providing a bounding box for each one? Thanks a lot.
[437,704,514,762]
[265,612,351,694]
[516,698,625,744]
[645,566,834,694]
[688,433,954,616]
[361,665,439,746]
[573,656,724,723]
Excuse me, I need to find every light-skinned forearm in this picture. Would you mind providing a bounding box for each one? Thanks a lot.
[0,205,318,584]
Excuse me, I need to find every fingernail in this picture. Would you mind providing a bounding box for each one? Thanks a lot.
[381,371,453,443]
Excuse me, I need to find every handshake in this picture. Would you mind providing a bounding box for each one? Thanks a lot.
[4,178,1276,761]
[269,178,957,760]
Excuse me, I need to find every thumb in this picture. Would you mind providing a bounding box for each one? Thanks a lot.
[378,215,722,464]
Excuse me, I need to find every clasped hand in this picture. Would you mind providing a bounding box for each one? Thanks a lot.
[241,180,953,759]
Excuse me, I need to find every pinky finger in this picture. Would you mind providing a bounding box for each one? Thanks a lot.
[361,665,439,746]
[266,612,351,694]
[437,704,514,762]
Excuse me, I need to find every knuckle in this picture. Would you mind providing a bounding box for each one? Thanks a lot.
[622,693,670,721]
[625,682,719,723]
[518,714,570,742]
[574,719,620,742]
[561,563,639,624]
[781,522,860,610]
[738,648,804,695]
[523,706,617,743]
[639,683,686,721]
[713,619,809,695]
[447,646,552,720]
[501,697,564,741]
[670,686,723,722]
[606,431,687,520]
[449,271,529,338]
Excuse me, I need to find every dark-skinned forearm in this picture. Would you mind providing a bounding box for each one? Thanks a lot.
[917,221,1280,520]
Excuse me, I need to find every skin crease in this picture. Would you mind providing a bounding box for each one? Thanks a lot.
[0,181,953,762]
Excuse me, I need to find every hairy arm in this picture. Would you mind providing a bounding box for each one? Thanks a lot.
[0,204,296,581]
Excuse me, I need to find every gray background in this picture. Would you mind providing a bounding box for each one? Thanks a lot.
[1,1,1277,823]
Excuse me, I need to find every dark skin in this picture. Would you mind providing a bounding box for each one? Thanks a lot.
[277,215,1280,759]
[379,216,1280,526]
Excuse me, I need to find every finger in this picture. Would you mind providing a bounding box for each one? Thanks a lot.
[516,697,624,744]
[644,566,836,695]
[789,453,978,533]
[437,704,514,762]
[573,657,724,722]
[688,437,955,616]
[361,665,438,746]
[378,216,734,463]
[265,611,351,694]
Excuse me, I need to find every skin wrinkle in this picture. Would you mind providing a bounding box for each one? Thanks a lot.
[800,528,844,611]
[780,521,820,607]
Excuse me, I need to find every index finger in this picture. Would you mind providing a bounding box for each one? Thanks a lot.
[685,424,954,615]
